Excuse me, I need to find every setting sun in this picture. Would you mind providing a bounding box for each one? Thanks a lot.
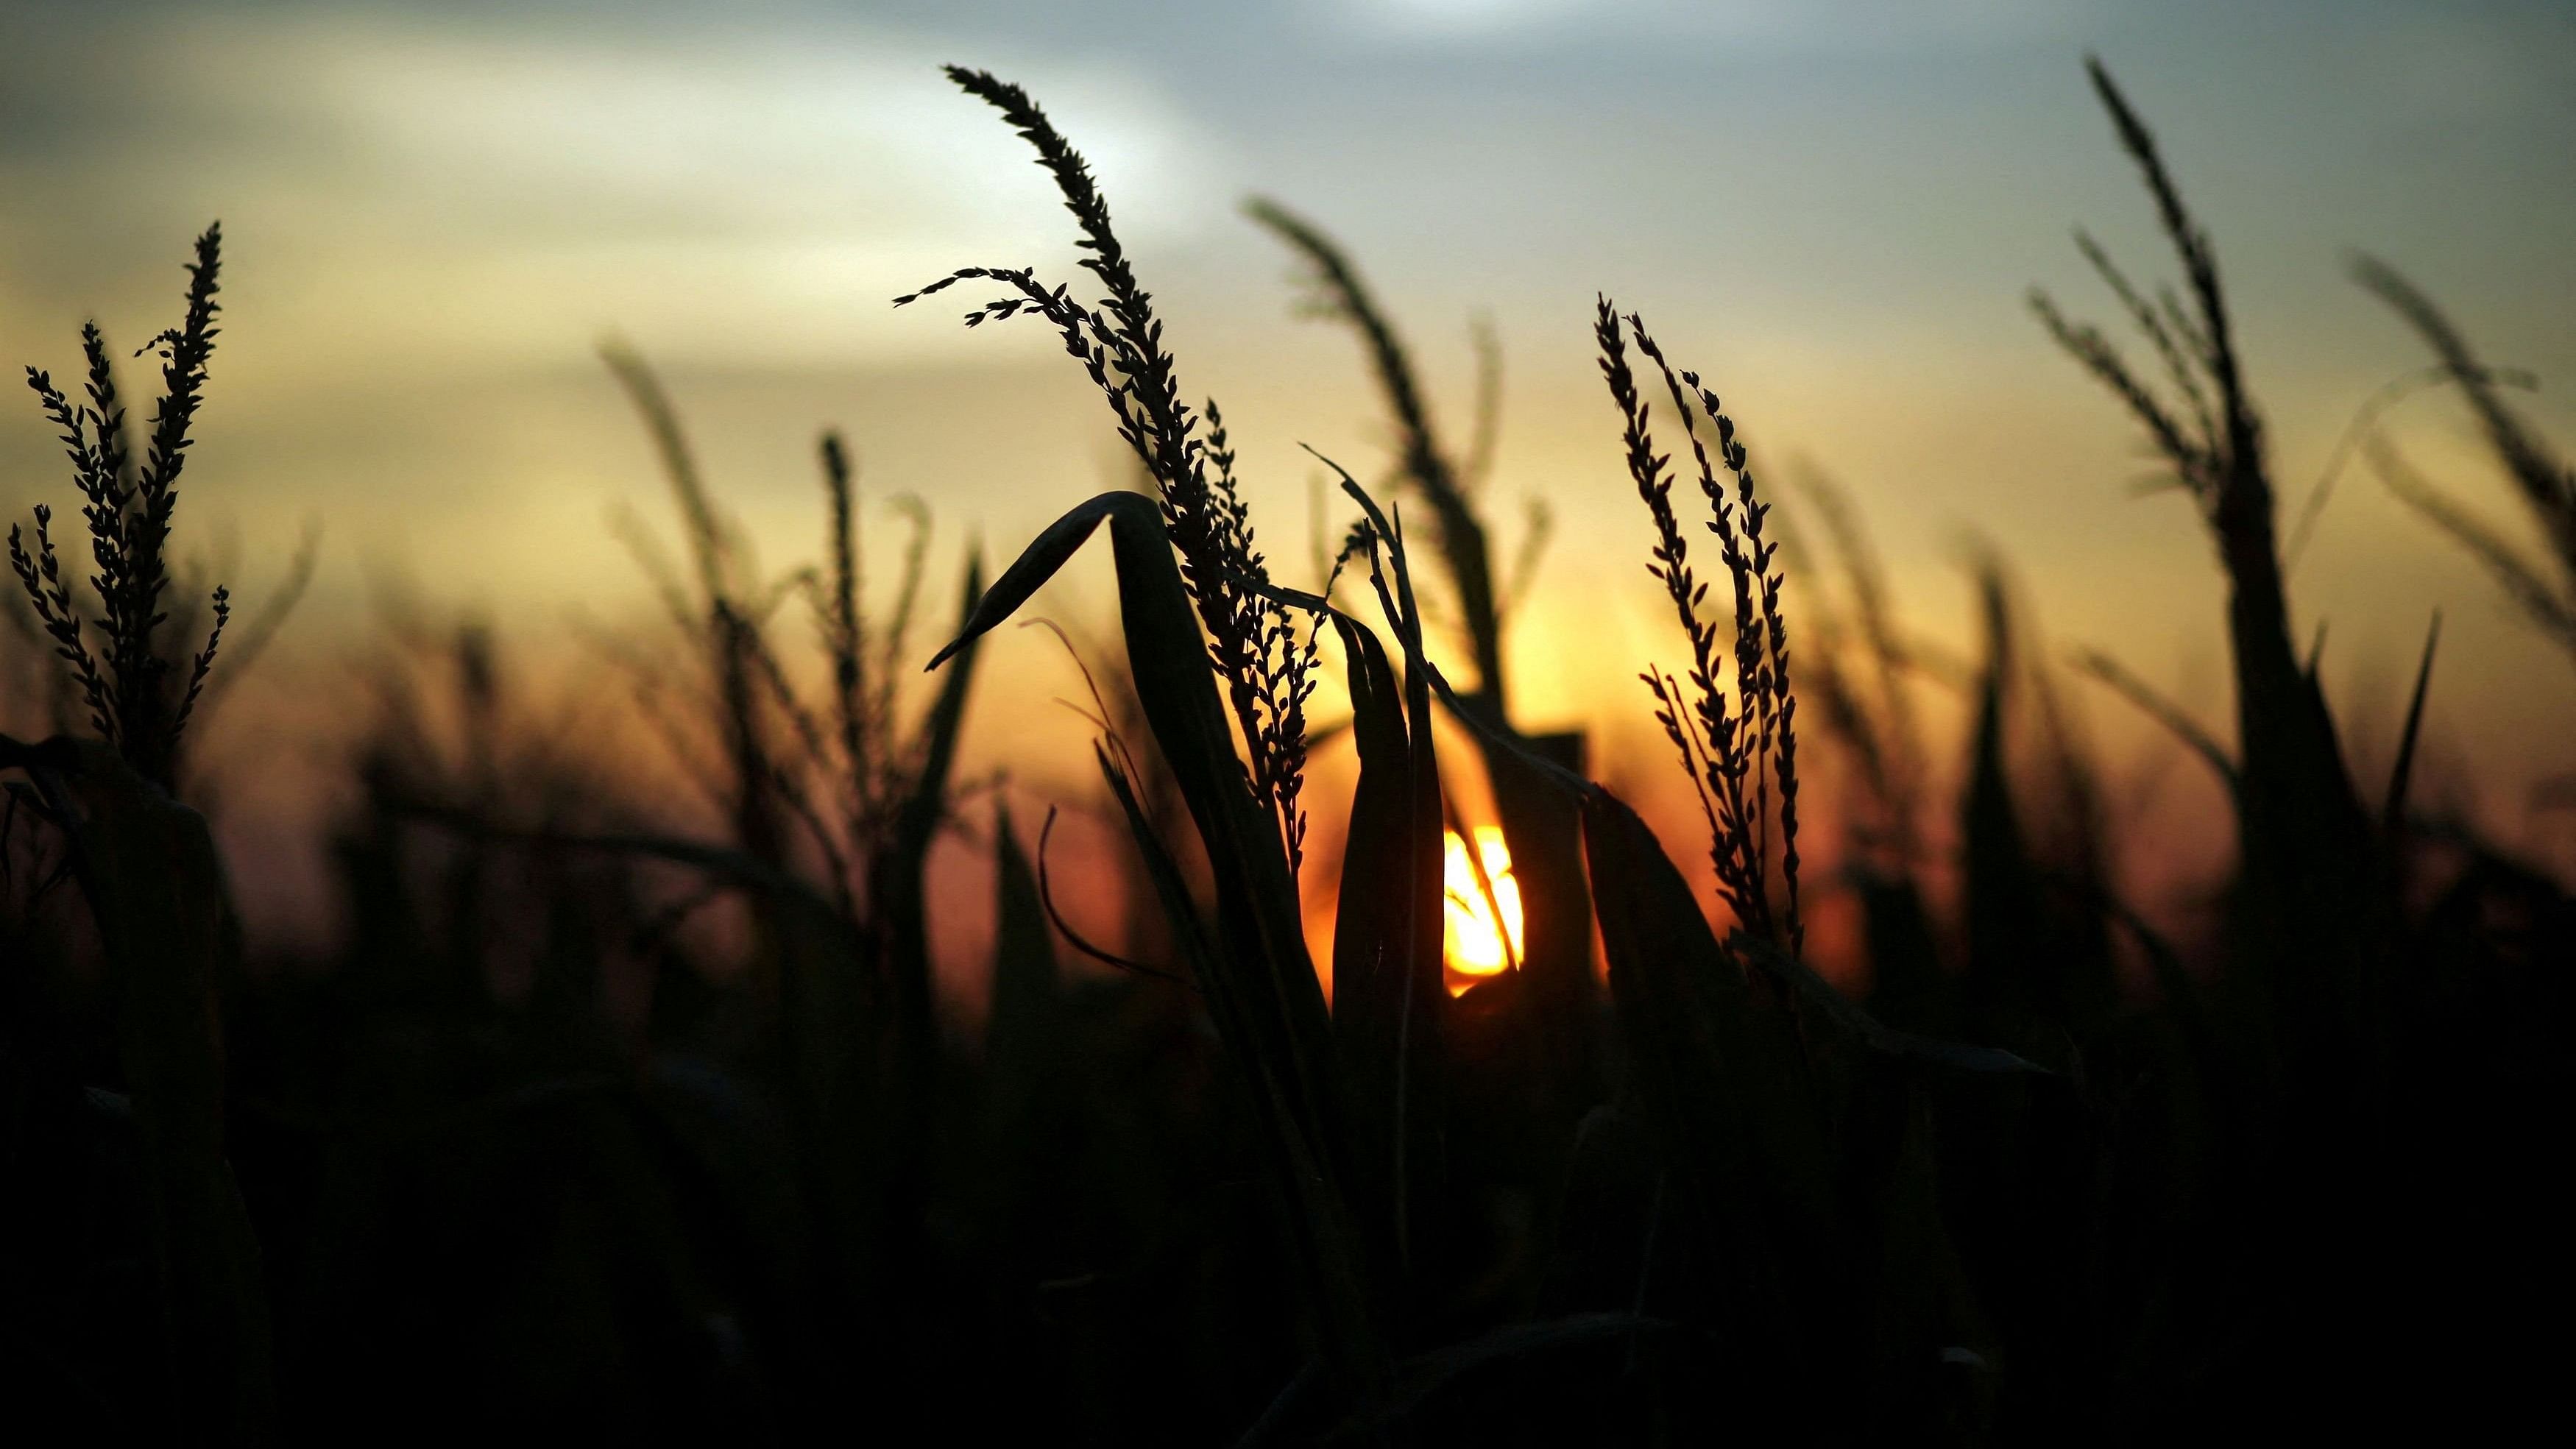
[1443,826,1525,988]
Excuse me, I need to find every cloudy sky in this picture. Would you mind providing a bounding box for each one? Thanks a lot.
[5,0,2572,882]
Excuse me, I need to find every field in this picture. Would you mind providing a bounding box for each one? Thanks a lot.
[4,46,2572,1446]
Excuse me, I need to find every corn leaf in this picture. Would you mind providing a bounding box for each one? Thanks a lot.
[933,490,1387,1391]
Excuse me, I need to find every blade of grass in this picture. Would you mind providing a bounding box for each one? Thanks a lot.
[2384,612,2441,835]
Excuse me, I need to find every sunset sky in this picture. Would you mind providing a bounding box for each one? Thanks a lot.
[6,0,2573,929]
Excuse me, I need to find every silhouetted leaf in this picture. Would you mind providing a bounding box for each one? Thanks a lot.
[938,489,1387,1391]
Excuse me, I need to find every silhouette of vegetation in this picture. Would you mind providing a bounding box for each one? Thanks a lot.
[0,52,2568,1447]
[1245,198,1599,1113]
[2346,255,2576,667]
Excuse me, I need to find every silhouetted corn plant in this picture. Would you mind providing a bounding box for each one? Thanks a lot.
[899,68,1722,1435]
[1361,297,2048,1439]
[901,66,1401,1414]
[1,225,272,1442]
[7,49,2571,1448]
[897,71,1327,876]
[9,224,232,793]
[1245,199,1599,1117]
[1598,301,1802,956]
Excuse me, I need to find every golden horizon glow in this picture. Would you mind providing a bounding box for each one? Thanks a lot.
[1443,825,1524,989]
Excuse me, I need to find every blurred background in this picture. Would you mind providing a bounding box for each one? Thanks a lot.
[5,0,2572,983]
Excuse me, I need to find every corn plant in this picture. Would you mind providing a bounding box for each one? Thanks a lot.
[2030,60,2388,1075]
[1245,200,1600,1108]
[1,225,272,1442]
[2347,255,2576,670]
[10,225,231,793]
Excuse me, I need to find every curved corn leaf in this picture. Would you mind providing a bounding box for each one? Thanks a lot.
[932,491,1387,1388]
[927,491,1334,1130]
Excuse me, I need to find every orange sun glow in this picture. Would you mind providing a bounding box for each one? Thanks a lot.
[1443,826,1524,991]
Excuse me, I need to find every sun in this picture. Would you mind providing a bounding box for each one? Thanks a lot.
[1443,826,1524,991]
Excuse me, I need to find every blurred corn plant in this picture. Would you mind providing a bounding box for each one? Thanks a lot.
[2029,58,2391,1062]
[2343,255,2576,671]
[2023,57,2575,1431]
[199,341,1005,1437]
[587,342,997,1388]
